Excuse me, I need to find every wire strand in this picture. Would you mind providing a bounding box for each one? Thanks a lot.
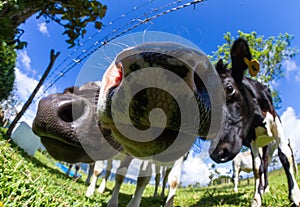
[34,0,204,102]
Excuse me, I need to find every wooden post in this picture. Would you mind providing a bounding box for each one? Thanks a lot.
[6,50,60,137]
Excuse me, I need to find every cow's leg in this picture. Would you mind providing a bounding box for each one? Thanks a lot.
[107,156,133,207]
[288,139,299,176]
[232,161,240,193]
[66,164,72,177]
[127,160,152,207]
[98,159,112,194]
[85,163,95,185]
[272,116,300,206]
[161,167,171,197]
[250,143,263,207]
[262,146,270,194]
[73,164,80,179]
[85,161,105,197]
[278,145,300,206]
[164,156,184,207]
[153,165,161,197]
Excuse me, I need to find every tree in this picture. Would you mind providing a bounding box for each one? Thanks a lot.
[0,41,16,101]
[208,31,298,108]
[0,0,107,48]
[0,0,107,100]
[0,87,21,127]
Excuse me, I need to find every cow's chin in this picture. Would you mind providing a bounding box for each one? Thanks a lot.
[41,137,93,163]
[108,124,195,163]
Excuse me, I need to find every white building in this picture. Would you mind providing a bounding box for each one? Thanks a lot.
[11,121,43,156]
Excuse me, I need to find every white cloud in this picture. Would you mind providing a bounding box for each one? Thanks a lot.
[17,50,37,77]
[280,107,300,161]
[124,159,144,180]
[181,154,210,186]
[18,50,31,72]
[283,60,300,82]
[283,59,297,72]
[15,68,37,100]
[13,68,57,126]
[107,154,211,187]
[297,73,300,83]
[270,79,279,89]
[37,22,49,36]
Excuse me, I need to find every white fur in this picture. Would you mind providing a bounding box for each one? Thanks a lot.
[232,151,252,192]
[250,112,300,207]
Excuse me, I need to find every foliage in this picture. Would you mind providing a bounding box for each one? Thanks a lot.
[0,87,21,127]
[1,129,299,206]
[0,42,16,101]
[209,31,298,108]
[0,0,107,101]
[0,0,107,49]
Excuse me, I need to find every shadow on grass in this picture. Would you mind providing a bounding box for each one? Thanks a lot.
[1,130,84,183]
[83,190,167,207]
[27,151,90,186]
[191,188,250,207]
[117,192,166,207]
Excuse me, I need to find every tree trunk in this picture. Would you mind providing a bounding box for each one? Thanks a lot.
[6,49,60,137]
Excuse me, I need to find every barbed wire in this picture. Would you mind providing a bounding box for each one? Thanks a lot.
[35,0,204,102]
[43,0,187,91]
[45,0,157,84]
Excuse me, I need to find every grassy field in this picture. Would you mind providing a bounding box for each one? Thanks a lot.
[0,128,299,207]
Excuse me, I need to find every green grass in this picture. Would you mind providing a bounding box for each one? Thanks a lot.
[0,128,299,207]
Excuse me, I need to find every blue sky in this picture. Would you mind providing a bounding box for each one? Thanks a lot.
[13,0,300,185]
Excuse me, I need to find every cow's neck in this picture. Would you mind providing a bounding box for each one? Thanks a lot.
[196,89,212,137]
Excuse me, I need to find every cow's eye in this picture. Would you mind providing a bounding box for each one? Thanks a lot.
[226,85,235,96]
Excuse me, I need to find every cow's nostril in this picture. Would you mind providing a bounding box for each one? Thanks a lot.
[220,148,229,159]
[217,149,224,156]
[58,101,85,123]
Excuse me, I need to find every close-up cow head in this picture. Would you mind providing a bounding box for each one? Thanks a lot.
[32,82,121,163]
[97,42,224,162]
[209,38,266,163]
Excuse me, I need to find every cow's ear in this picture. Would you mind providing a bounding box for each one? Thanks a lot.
[63,86,79,94]
[230,38,252,82]
[216,59,227,74]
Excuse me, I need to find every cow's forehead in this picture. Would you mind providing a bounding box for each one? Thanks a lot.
[115,42,207,70]
[219,72,234,83]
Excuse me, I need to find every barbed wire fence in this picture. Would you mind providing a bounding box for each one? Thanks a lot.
[34,0,204,102]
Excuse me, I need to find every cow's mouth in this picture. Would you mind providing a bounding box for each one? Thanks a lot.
[41,137,93,163]
[210,144,239,163]
[42,132,83,148]
[217,148,230,163]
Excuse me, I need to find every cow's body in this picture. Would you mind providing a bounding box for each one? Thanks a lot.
[232,140,277,193]
[232,151,253,192]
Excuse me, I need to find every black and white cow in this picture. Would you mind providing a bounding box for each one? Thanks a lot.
[33,81,186,207]
[209,38,300,207]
